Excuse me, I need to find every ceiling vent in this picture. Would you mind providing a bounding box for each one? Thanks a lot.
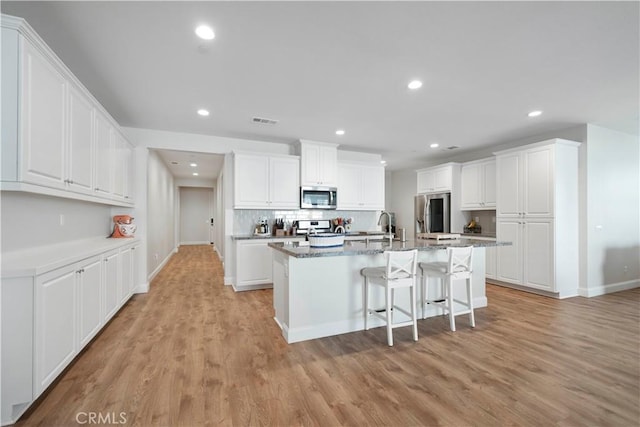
[446,146,460,150]
[251,116,278,125]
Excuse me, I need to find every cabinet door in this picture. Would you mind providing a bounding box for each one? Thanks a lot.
[94,111,113,195]
[318,145,337,186]
[523,219,554,290]
[120,247,133,305]
[485,246,497,280]
[417,170,435,193]
[337,163,361,209]
[78,256,102,347]
[300,143,321,186]
[130,245,139,294]
[34,266,77,395]
[67,84,94,195]
[21,41,67,189]
[360,165,385,210]
[483,161,497,207]
[236,241,272,285]
[234,154,269,208]
[524,146,554,217]
[269,157,299,208]
[123,143,134,202]
[434,166,452,191]
[460,164,481,208]
[496,153,521,217]
[112,132,127,200]
[496,219,522,284]
[103,251,120,321]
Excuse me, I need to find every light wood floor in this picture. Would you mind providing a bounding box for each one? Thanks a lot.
[17,245,640,426]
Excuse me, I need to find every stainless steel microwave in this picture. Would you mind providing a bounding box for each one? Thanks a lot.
[300,186,338,209]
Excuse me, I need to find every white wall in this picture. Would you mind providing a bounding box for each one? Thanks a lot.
[387,169,417,235]
[582,125,640,296]
[0,192,114,251]
[179,187,213,245]
[146,150,176,279]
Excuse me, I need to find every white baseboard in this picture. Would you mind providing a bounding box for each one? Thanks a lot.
[147,250,176,282]
[578,279,640,297]
[232,283,273,292]
[134,282,150,294]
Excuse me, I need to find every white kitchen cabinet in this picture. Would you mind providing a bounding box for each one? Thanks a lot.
[120,246,133,305]
[485,246,497,280]
[19,37,67,190]
[2,238,139,425]
[34,265,77,396]
[77,256,103,348]
[67,82,95,196]
[416,163,457,194]
[461,159,496,210]
[103,250,120,321]
[495,139,580,297]
[496,145,554,217]
[337,162,385,210]
[1,15,134,207]
[236,240,273,289]
[298,140,338,187]
[233,153,299,209]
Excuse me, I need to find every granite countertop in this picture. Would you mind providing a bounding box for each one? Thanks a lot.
[269,238,510,259]
[232,231,388,240]
[460,233,497,239]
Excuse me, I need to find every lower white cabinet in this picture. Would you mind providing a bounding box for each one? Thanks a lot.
[1,239,140,425]
[485,246,497,280]
[497,218,554,291]
[235,238,304,291]
[34,265,78,396]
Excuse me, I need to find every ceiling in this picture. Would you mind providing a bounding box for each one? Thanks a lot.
[2,1,638,173]
[155,149,224,181]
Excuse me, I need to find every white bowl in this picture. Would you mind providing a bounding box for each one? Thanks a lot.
[308,233,345,248]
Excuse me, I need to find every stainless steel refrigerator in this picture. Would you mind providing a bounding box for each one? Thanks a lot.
[415,192,451,235]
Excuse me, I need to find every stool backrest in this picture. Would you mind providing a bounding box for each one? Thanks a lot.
[384,250,418,280]
[448,246,473,279]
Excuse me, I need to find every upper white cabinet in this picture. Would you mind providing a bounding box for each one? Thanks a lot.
[337,162,385,210]
[416,163,457,194]
[495,139,580,297]
[298,140,338,187]
[1,15,134,206]
[234,153,300,209]
[461,158,496,210]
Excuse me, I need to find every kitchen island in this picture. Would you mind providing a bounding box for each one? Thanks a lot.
[269,238,509,343]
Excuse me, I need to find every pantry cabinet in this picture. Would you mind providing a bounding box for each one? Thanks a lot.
[495,139,580,297]
[337,162,385,210]
[298,140,338,187]
[103,250,120,321]
[461,159,496,210]
[233,153,299,209]
[77,256,103,348]
[1,15,134,207]
[416,163,458,194]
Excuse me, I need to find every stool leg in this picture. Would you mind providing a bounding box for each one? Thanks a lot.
[364,277,369,331]
[447,278,456,332]
[421,274,427,319]
[467,277,475,328]
[411,282,418,341]
[386,286,393,346]
[391,288,395,324]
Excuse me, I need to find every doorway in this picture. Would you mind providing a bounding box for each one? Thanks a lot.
[179,187,214,245]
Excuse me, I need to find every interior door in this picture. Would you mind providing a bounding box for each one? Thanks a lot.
[180,187,214,245]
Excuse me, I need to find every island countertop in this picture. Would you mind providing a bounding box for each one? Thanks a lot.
[268,238,509,258]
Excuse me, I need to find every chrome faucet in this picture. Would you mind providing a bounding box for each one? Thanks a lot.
[334,225,345,234]
[378,211,394,244]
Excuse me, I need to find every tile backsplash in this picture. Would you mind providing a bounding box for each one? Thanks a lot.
[466,210,497,235]
[233,209,381,235]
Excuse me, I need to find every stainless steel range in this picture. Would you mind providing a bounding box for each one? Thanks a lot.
[293,220,332,235]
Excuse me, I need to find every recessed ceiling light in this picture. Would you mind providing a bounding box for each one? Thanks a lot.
[193,172,199,176]
[190,162,197,167]
[408,80,423,90]
[430,143,439,148]
[195,25,215,40]
[380,160,387,165]
[197,109,210,116]
[335,129,345,136]
[528,110,543,117]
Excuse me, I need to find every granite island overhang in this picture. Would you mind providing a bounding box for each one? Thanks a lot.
[268,238,510,343]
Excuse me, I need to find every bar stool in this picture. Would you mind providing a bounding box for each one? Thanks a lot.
[361,250,418,346]
[419,246,474,332]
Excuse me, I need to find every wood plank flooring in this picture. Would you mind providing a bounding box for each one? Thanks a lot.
[16,245,640,426]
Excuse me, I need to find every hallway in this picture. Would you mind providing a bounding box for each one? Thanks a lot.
[16,245,640,426]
